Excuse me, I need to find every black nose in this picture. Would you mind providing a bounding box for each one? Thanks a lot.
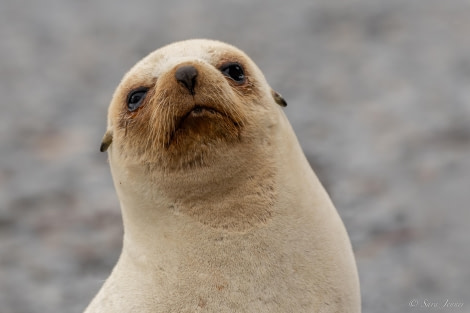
[175,65,198,95]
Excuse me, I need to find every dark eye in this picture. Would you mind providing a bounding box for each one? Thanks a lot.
[127,88,148,111]
[220,63,245,83]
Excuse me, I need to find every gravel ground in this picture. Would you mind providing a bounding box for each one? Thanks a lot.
[1,1,469,312]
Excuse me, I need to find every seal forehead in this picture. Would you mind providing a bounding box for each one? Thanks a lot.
[160,39,244,62]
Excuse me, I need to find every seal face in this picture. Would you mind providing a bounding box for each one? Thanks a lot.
[102,40,282,172]
[89,39,360,313]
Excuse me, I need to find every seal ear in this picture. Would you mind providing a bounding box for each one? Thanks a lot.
[271,89,287,107]
[100,129,113,152]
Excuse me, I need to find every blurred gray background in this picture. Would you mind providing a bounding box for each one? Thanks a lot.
[1,0,469,312]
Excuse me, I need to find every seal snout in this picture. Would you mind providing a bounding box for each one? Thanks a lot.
[175,65,198,95]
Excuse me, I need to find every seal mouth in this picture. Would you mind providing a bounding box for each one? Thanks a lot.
[175,105,237,130]
[166,104,240,147]
[175,105,220,129]
[184,105,219,119]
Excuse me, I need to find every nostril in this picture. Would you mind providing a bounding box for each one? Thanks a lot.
[175,65,198,95]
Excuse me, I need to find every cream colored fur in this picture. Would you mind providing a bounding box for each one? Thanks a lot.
[85,39,360,313]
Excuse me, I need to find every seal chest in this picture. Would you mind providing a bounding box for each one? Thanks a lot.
[86,39,360,313]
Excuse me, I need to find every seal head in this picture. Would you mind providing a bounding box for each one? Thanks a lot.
[101,39,289,231]
[100,40,286,170]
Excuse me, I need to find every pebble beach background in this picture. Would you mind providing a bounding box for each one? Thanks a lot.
[1,0,469,312]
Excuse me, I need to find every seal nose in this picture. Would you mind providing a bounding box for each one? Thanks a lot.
[175,65,198,95]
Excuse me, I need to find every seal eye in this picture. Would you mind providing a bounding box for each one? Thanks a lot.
[127,88,148,112]
[220,63,245,83]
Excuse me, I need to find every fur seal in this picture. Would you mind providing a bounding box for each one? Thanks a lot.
[85,39,360,313]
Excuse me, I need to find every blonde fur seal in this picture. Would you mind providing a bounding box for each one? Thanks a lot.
[85,39,360,313]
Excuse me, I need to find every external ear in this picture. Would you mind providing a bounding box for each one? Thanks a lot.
[100,129,113,152]
[271,89,287,107]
